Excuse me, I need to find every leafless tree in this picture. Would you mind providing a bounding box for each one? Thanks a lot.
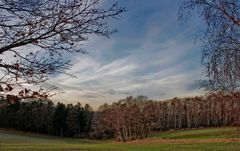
[0,0,125,97]
[179,0,240,91]
[94,93,240,141]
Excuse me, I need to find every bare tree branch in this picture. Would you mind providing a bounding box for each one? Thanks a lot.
[0,0,125,98]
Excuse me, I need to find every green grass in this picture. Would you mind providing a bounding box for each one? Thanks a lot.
[1,127,240,151]
[149,127,240,139]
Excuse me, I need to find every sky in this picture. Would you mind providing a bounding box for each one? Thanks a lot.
[49,0,205,109]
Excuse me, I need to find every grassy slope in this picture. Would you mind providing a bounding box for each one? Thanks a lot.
[1,127,240,151]
[149,127,240,139]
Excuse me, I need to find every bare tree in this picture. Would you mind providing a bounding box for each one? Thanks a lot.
[179,0,240,91]
[0,0,125,96]
[93,93,240,141]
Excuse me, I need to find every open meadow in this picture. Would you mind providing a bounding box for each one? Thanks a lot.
[1,127,240,151]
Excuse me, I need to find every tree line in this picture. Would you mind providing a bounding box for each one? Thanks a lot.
[0,96,93,137]
[92,92,240,141]
[0,92,240,141]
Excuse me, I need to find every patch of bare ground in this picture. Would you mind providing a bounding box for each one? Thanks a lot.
[112,138,240,145]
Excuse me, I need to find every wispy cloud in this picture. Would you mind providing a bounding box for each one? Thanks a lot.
[46,0,204,109]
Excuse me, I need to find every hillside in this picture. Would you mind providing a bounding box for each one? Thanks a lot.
[1,127,240,151]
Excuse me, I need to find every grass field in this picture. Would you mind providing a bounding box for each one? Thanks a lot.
[1,127,240,151]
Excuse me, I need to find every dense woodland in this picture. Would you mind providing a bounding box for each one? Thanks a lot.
[93,92,240,141]
[1,92,240,141]
[0,96,93,137]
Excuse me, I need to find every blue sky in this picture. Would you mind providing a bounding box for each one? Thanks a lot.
[50,0,205,108]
